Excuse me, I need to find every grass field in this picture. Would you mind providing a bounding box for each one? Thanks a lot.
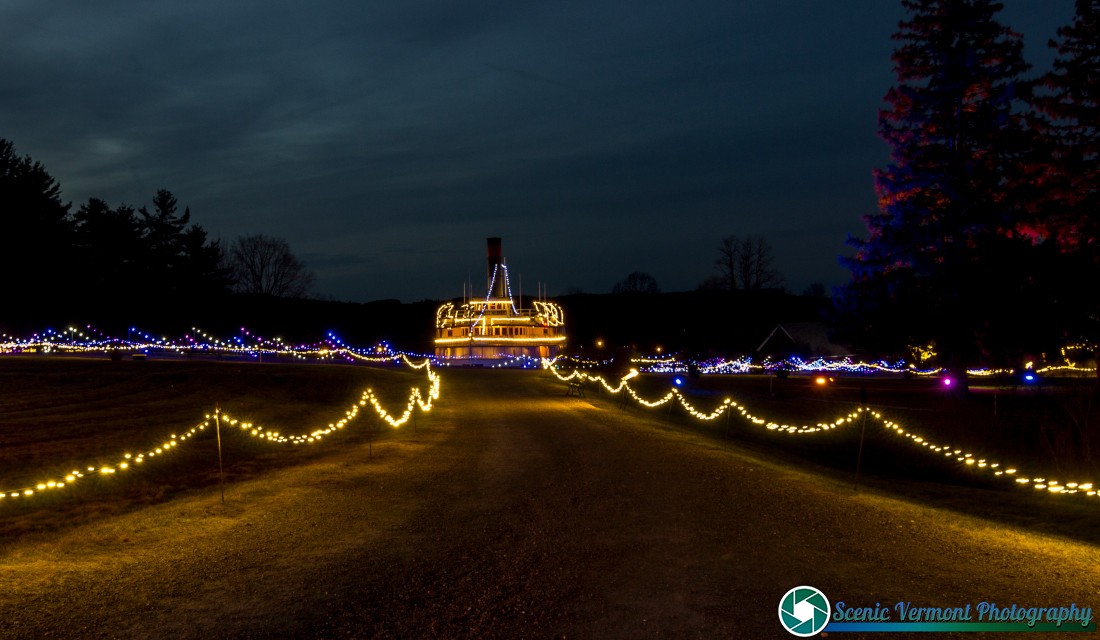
[3,355,1097,547]
[626,371,1100,478]
[601,370,1100,545]
[6,366,1098,638]
[0,354,428,540]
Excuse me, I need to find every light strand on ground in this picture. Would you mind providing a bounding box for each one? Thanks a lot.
[0,355,440,503]
[544,359,1098,503]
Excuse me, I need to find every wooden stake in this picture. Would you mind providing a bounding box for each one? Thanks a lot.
[853,408,868,491]
[215,407,225,504]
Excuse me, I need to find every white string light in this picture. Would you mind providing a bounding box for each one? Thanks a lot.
[544,359,1099,502]
[0,355,440,503]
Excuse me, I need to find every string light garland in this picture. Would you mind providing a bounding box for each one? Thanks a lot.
[5,328,1094,377]
[432,354,544,369]
[2,322,1094,506]
[0,326,414,364]
[0,355,440,503]
[0,322,538,369]
[630,340,1098,377]
[544,359,1099,503]
[637,354,1092,377]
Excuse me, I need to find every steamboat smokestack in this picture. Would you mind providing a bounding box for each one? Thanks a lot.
[486,237,508,299]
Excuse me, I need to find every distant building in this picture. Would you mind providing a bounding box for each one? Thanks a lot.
[434,238,566,359]
[756,322,849,358]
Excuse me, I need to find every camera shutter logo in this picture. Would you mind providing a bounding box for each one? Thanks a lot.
[778,586,830,637]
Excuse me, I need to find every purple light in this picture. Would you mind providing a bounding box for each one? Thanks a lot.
[943,378,953,387]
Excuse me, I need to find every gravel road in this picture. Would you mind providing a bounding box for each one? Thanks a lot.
[2,369,1098,639]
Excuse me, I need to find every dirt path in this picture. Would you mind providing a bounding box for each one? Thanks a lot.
[2,369,1098,638]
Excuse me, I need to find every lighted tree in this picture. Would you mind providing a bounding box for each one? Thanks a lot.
[1012,0,1100,353]
[842,0,1035,375]
[1027,1,1099,252]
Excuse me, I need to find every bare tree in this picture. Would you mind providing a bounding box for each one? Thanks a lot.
[696,274,726,291]
[713,236,738,291]
[736,236,780,290]
[228,234,315,298]
[712,234,783,291]
[803,282,827,298]
[612,271,660,294]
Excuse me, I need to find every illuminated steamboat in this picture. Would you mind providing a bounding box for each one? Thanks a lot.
[434,238,566,359]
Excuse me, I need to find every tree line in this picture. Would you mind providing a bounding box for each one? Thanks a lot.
[610,234,790,296]
[0,138,314,329]
[840,0,1098,377]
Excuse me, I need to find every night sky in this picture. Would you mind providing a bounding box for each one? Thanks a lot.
[0,1,1074,302]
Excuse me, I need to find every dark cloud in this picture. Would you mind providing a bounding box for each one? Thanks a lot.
[0,0,1075,301]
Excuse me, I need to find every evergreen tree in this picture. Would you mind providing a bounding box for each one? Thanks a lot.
[0,142,231,327]
[1030,1,1100,349]
[842,0,1035,375]
[138,189,190,283]
[1028,0,1098,252]
[135,189,229,313]
[0,139,74,319]
[180,224,232,299]
[72,198,142,296]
